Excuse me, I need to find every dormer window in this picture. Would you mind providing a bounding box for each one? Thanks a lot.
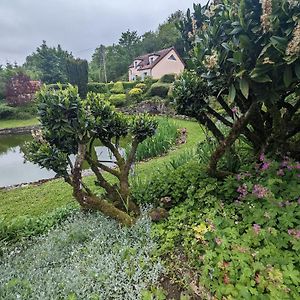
[134,61,138,68]
[168,54,177,61]
[149,55,157,64]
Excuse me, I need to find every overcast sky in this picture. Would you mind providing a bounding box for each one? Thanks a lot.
[0,0,206,65]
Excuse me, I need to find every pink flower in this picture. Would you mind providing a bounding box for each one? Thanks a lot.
[232,107,238,114]
[298,198,300,205]
[277,169,285,176]
[288,229,300,239]
[253,224,261,235]
[252,184,268,199]
[259,153,265,162]
[215,237,222,245]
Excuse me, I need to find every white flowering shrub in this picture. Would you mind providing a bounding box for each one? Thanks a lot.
[0,211,163,299]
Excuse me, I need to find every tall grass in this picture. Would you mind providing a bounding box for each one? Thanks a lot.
[131,118,179,162]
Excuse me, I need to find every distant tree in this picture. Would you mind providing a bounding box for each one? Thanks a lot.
[24,41,74,84]
[66,58,88,98]
[119,30,141,62]
[141,31,160,54]
[89,44,107,83]
[0,63,30,100]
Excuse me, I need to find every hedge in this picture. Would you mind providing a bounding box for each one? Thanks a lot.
[87,82,108,94]
[122,81,137,90]
[110,82,125,94]
[109,94,127,107]
[148,83,171,98]
[159,74,176,83]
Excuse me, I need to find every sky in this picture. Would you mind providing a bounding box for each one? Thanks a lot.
[0,0,206,65]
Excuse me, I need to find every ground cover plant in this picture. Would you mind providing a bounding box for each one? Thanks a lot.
[151,156,300,299]
[0,211,163,300]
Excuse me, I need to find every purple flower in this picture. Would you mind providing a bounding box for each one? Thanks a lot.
[259,153,265,162]
[298,198,300,205]
[253,224,261,235]
[261,162,270,171]
[252,184,268,199]
[237,184,248,199]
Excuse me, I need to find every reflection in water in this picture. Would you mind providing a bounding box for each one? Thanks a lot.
[0,134,121,187]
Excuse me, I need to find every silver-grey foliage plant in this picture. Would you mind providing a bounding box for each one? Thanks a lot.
[0,211,163,299]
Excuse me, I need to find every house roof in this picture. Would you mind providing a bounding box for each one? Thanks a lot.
[129,47,182,71]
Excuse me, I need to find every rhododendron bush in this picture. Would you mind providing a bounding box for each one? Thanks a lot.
[175,0,300,177]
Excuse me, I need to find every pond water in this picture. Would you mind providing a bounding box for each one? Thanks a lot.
[0,134,119,188]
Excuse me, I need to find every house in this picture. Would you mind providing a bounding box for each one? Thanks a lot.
[128,47,185,81]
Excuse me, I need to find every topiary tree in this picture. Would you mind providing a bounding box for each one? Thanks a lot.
[24,85,157,225]
[174,0,300,178]
[128,88,143,102]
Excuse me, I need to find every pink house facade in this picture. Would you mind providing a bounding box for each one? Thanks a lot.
[128,47,185,81]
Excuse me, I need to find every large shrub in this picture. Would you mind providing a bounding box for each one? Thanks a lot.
[87,82,108,94]
[175,0,300,177]
[5,73,41,106]
[109,93,127,107]
[159,74,176,83]
[110,81,125,94]
[24,85,157,225]
[148,83,171,98]
[123,81,137,90]
[128,88,143,103]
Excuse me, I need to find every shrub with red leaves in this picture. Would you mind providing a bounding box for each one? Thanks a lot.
[5,73,41,106]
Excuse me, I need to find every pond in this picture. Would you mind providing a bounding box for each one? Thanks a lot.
[0,134,120,188]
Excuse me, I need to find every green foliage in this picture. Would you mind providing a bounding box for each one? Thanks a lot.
[175,0,300,159]
[0,102,37,120]
[87,82,108,94]
[109,93,127,107]
[24,41,73,84]
[0,205,76,243]
[0,103,16,120]
[130,118,178,162]
[153,157,300,299]
[47,83,68,90]
[135,83,147,91]
[110,81,125,94]
[159,74,176,84]
[123,81,137,90]
[128,88,143,103]
[148,83,171,98]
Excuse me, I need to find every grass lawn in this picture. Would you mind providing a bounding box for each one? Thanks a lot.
[0,118,203,222]
[0,118,39,129]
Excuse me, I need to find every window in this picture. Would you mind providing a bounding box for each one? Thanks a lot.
[149,56,157,64]
[168,54,177,61]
